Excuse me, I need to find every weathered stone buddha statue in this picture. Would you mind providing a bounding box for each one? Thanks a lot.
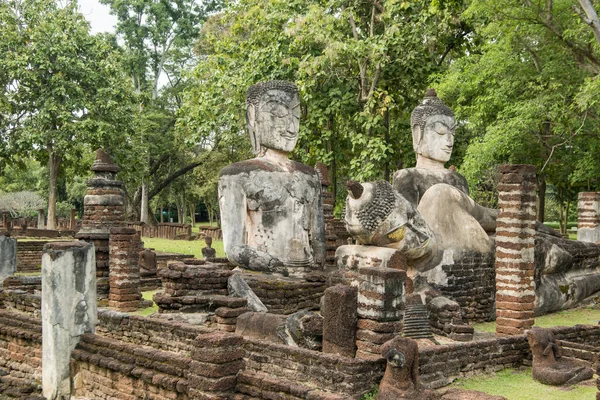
[393,89,497,255]
[218,81,326,277]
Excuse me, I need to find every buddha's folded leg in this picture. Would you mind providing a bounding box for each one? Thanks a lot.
[417,183,494,254]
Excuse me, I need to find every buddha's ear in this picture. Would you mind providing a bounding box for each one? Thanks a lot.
[246,104,256,128]
[412,125,422,152]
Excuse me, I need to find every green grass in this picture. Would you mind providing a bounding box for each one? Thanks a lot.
[142,236,226,259]
[132,290,158,316]
[449,367,596,400]
[472,306,600,333]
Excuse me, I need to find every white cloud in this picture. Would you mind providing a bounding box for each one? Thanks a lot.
[77,0,117,34]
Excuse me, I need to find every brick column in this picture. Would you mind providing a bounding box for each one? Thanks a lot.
[495,164,536,336]
[188,331,244,398]
[577,192,600,243]
[355,267,405,359]
[108,227,142,311]
[75,149,124,300]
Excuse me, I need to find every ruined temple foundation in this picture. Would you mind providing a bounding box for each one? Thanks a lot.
[495,164,537,336]
[355,267,405,359]
[75,149,125,299]
[108,227,142,311]
[577,192,600,243]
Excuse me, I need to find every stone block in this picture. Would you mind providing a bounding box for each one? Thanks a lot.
[357,267,406,321]
[0,236,17,286]
[322,284,357,358]
[42,241,96,399]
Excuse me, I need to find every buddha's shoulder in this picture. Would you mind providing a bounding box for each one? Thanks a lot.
[219,158,317,178]
[219,159,278,178]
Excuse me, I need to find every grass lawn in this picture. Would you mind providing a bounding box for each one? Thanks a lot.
[142,236,226,259]
[472,306,600,333]
[132,290,158,316]
[449,367,596,400]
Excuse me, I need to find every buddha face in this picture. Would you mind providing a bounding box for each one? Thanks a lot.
[250,89,301,153]
[415,115,455,163]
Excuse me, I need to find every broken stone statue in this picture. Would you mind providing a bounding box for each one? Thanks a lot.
[526,327,593,386]
[201,236,217,260]
[378,336,438,400]
[218,80,326,277]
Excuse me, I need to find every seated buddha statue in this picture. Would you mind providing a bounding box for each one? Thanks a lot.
[218,81,326,277]
[393,89,497,256]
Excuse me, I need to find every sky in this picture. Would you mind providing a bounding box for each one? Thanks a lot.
[77,0,117,34]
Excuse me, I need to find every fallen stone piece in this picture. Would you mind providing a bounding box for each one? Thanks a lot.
[276,309,323,351]
[527,327,593,386]
[0,236,16,287]
[228,273,267,312]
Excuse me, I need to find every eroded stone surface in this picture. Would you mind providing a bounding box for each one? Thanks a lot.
[218,81,325,276]
[227,273,267,312]
[41,241,96,399]
[0,236,16,287]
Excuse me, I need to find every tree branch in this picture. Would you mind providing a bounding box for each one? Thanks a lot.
[574,0,600,47]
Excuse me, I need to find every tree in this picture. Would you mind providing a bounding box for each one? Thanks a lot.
[181,0,471,211]
[0,0,136,229]
[100,0,223,222]
[435,0,600,229]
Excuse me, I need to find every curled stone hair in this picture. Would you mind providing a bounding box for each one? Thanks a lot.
[246,80,299,154]
[410,88,454,150]
[356,181,396,233]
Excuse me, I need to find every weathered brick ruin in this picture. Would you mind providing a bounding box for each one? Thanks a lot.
[108,227,142,311]
[76,149,125,299]
[1,156,600,399]
[355,267,406,360]
[495,164,537,336]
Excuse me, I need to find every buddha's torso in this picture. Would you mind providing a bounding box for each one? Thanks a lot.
[219,158,321,267]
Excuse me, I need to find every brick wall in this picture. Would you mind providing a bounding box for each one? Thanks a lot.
[241,338,385,399]
[419,324,600,389]
[419,335,529,388]
[71,334,189,400]
[0,310,42,394]
[0,291,41,317]
[244,274,327,315]
[16,240,47,273]
[437,251,496,322]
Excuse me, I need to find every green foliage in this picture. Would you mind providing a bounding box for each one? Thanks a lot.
[360,386,378,400]
[435,0,600,217]
[0,0,137,224]
[180,0,472,203]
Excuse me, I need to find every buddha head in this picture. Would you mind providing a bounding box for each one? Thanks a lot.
[246,80,301,155]
[410,89,455,164]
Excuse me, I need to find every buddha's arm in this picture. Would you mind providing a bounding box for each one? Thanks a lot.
[310,188,326,267]
[218,175,284,270]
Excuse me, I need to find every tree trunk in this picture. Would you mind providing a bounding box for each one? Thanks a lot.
[47,147,62,230]
[189,203,195,227]
[564,198,571,236]
[181,194,187,225]
[140,183,149,223]
[537,178,546,222]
